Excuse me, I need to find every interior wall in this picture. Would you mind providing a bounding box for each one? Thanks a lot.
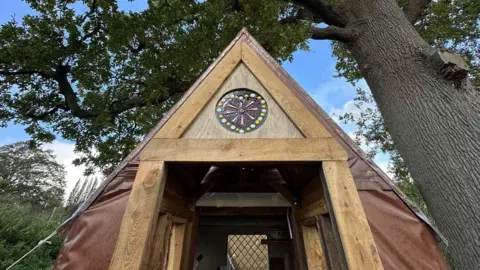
[194,216,292,270]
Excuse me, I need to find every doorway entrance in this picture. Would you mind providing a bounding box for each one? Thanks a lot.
[189,165,316,270]
[194,214,292,270]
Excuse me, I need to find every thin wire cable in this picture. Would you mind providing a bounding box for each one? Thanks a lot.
[6,230,57,270]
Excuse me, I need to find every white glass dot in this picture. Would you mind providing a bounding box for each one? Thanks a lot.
[250,124,256,128]
[221,98,226,102]
[258,117,263,121]
[230,125,236,130]
[261,109,267,113]
[250,93,256,97]
[216,108,222,112]
[239,96,244,100]
[261,100,266,104]
[221,119,227,123]
[239,129,245,134]
[230,94,235,98]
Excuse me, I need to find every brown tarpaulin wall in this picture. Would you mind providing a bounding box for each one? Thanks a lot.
[54,166,447,269]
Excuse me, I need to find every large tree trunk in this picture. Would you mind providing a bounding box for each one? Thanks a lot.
[342,0,480,268]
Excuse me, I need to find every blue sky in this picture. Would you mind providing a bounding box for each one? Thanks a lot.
[0,0,390,193]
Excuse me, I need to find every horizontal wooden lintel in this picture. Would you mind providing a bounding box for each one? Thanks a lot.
[295,200,328,223]
[140,138,347,162]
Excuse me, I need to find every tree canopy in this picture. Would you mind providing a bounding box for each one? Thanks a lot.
[1,0,476,177]
[1,1,479,266]
[0,0,310,174]
[0,141,66,209]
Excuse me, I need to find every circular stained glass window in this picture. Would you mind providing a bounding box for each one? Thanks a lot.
[215,89,268,133]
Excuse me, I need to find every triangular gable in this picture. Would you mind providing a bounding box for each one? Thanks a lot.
[152,30,331,139]
[182,63,303,139]
[67,28,444,242]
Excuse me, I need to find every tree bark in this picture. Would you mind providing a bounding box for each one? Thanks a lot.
[341,0,480,268]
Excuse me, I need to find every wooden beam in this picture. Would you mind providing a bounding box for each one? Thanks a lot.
[199,207,288,216]
[289,209,309,270]
[295,200,328,222]
[109,161,168,270]
[322,161,383,270]
[267,181,297,204]
[180,209,199,270]
[154,39,242,139]
[167,223,186,270]
[316,215,345,270]
[148,214,173,269]
[296,175,328,222]
[241,42,331,138]
[141,138,347,162]
[160,195,194,221]
[302,225,328,269]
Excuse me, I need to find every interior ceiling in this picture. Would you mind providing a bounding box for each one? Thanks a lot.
[167,163,321,200]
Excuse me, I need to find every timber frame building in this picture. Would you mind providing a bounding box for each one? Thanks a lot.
[55,29,447,270]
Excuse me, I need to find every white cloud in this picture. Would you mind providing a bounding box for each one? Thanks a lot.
[310,79,357,113]
[42,141,101,201]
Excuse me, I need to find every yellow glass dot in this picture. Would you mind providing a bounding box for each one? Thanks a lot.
[217,102,222,107]
[260,113,265,116]
[219,115,223,118]
[226,122,231,126]
[246,127,251,131]
[236,128,239,131]
[261,105,266,108]
[255,120,260,125]
[244,94,248,97]
[234,96,238,99]
[257,96,262,99]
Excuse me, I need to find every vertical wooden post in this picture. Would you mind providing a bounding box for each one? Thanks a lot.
[289,209,308,270]
[302,224,328,269]
[316,215,345,270]
[148,214,173,269]
[109,161,168,270]
[322,161,383,270]
[180,209,199,270]
[167,223,186,270]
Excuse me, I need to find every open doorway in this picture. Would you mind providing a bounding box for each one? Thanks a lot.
[194,214,292,270]
[188,164,318,270]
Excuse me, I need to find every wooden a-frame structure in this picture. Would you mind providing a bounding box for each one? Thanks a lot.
[107,29,383,270]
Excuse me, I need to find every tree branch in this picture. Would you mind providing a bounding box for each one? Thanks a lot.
[79,0,98,25]
[108,78,192,116]
[310,25,357,42]
[80,23,102,43]
[291,0,347,27]
[280,8,323,25]
[3,68,192,121]
[0,70,53,79]
[402,0,431,24]
[54,65,97,119]
[24,104,65,120]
